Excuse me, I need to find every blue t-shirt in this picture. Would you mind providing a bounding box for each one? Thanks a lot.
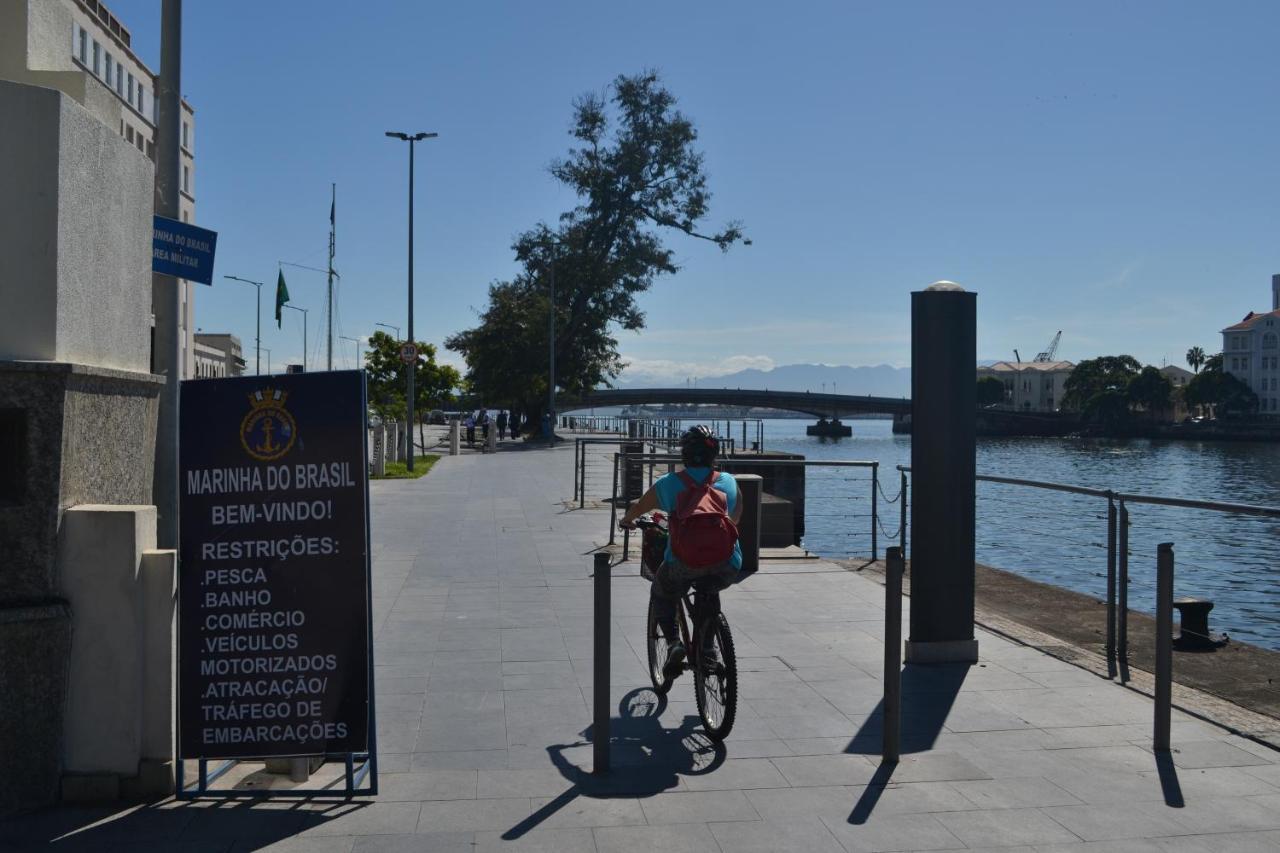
[653,467,742,571]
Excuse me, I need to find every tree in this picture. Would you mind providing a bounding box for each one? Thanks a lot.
[1127,365,1174,419]
[1185,354,1259,419]
[364,331,462,446]
[1061,355,1142,421]
[1185,346,1206,374]
[447,71,747,430]
[976,376,1006,406]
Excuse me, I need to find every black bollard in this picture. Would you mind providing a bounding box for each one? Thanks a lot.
[906,281,978,664]
[592,552,611,774]
[883,546,904,763]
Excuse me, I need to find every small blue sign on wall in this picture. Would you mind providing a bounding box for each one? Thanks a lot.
[153,215,218,285]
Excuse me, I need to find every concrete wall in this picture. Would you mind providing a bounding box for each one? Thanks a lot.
[0,80,154,373]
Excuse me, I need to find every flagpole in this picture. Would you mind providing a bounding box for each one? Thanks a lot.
[327,183,335,371]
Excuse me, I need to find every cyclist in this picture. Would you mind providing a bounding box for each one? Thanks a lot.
[620,425,742,676]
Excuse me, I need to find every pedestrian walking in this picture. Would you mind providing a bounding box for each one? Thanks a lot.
[479,408,490,441]
[496,410,508,440]
[508,410,521,440]
[465,413,476,445]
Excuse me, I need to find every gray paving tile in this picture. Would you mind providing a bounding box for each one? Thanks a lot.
[638,790,760,824]
[958,777,1083,809]
[822,812,966,852]
[521,796,645,829]
[593,823,721,853]
[933,807,1080,847]
[416,798,534,833]
[708,816,845,852]
[679,758,790,791]
[770,754,879,787]
[472,827,597,852]
[351,833,475,853]
[376,770,479,802]
[300,803,424,837]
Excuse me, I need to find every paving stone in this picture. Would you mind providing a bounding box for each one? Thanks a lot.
[472,827,596,852]
[821,812,966,852]
[637,790,760,824]
[708,816,845,853]
[592,823,721,853]
[933,807,1080,847]
[351,833,475,853]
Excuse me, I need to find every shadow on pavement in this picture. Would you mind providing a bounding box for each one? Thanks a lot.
[502,687,725,840]
[1154,750,1184,808]
[0,797,370,851]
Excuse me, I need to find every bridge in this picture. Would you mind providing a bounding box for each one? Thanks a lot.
[557,387,911,418]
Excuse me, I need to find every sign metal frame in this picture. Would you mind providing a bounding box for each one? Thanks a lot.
[174,370,378,799]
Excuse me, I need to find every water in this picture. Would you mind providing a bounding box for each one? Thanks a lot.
[756,418,1280,651]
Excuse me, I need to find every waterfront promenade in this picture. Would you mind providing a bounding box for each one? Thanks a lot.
[4,439,1279,851]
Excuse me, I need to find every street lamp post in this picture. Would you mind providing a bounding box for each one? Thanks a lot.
[547,248,556,447]
[261,348,272,375]
[375,322,401,340]
[385,130,438,472]
[223,275,263,374]
[339,335,363,370]
[283,304,309,372]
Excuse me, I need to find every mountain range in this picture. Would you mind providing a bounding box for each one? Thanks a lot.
[617,363,912,398]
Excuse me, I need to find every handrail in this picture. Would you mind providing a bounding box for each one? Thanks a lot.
[636,454,879,469]
[896,465,1280,517]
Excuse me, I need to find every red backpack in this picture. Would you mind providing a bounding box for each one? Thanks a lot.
[670,469,739,569]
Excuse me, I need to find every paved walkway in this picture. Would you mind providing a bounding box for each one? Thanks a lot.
[5,439,1280,851]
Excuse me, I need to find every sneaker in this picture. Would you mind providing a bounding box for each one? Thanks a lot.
[663,642,686,677]
[700,643,720,671]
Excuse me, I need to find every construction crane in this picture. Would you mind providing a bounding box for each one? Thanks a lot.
[1033,331,1062,363]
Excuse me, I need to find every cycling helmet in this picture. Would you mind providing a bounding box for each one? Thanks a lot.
[680,425,720,467]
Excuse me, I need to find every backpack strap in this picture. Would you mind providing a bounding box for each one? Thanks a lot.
[676,470,697,489]
[703,468,719,486]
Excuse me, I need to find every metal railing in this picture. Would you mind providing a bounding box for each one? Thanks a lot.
[896,464,1280,676]
[602,452,881,563]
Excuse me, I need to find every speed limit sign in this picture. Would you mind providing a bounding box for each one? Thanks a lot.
[399,343,417,365]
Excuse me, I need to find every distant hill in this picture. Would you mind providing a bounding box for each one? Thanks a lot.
[620,363,912,398]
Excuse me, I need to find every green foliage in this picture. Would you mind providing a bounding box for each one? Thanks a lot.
[446,71,747,423]
[364,331,461,423]
[1185,346,1206,374]
[976,376,1006,406]
[371,455,440,480]
[1185,355,1259,418]
[1061,355,1141,421]
[1127,365,1174,416]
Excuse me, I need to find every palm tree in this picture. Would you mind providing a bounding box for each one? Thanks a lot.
[1186,346,1206,374]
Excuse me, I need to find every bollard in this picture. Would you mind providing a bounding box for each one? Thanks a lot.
[486,425,497,454]
[608,453,620,546]
[735,475,763,575]
[1118,501,1130,675]
[883,546,904,763]
[448,420,461,456]
[899,469,908,558]
[592,552,611,774]
[387,421,400,463]
[1154,543,1173,752]
[870,464,879,562]
[1106,497,1117,678]
[372,424,386,477]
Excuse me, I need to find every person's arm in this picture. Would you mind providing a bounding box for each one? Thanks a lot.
[729,478,743,525]
[619,485,660,528]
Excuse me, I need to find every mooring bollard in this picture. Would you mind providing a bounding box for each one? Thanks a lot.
[1154,543,1174,752]
[592,552,611,774]
[1118,501,1130,676]
[883,546,904,763]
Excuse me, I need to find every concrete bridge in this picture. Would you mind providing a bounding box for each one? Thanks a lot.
[557,387,911,418]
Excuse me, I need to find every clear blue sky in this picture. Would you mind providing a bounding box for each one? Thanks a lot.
[112,0,1280,383]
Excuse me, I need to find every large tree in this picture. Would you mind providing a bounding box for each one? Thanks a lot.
[1061,355,1142,422]
[447,71,747,433]
[1185,346,1206,374]
[1127,365,1174,419]
[1185,355,1259,419]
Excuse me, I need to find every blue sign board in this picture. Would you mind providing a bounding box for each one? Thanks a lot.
[153,215,217,285]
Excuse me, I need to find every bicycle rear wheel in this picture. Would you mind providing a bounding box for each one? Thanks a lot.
[694,611,737,741]
[646,595,675,695]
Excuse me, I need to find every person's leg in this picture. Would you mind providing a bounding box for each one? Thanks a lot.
[650,561,687,642]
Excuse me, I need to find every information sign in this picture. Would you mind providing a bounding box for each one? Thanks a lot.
[399,343,417,365]
[153,215,218,285]
[178,370,372,759]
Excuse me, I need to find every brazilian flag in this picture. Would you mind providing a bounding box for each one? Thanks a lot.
[275,270,290,328]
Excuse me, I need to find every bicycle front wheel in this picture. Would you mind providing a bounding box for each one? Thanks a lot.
[693,611,737,741]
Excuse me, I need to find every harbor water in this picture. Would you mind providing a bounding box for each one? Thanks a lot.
[757,417,1280,651]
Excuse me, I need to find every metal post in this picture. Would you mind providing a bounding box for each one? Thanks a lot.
[573,439,580,503]
[548,250,556,448]
[152,0,182,549]
[899,469,908,558]
[1106,497,1117,677]
[1154,543,1174,751]
[608,453,620,545]
[871,464,879,562]
[1118,501,1130,676]
[883,546,904,763]
[592,551,611,774]
[406,139,416,472]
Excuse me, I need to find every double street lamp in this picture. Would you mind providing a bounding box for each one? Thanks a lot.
[385,130,438,472]
[223,274,263,374]
[282,304,309,372]
[339,335,363,370]
[375,322,401,340]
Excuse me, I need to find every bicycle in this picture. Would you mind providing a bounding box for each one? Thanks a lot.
[629,514,738,741]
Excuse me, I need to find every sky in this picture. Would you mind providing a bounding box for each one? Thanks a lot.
[110,0,1280,385]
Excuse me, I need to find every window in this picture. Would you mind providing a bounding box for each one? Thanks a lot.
[128,73,134,107]
[78,28,87,64]
[137,85,146,119]
[182,165,189,194]
[182,122,189,149]
[1232,357,1239,371]
[92,40,100,75]
[1264,333,1277,350]
[105,53,112,84]
[116,66,123,96]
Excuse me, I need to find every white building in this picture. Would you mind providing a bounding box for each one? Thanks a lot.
[1221,274,1280,416]
[1,0,199,376]
[193,333,245,378]
[976,361,1074,412]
